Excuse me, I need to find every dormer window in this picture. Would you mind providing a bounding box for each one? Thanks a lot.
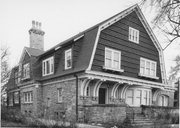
[139,57,159,79]
[129,27,139,43]
[23,63,30,79]
[42,56,54,76]
[65,49,72,70]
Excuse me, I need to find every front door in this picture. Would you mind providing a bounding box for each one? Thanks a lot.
[98,88,106,104]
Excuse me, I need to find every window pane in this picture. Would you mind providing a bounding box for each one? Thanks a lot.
[105,49,112,59]
[46,61,50,74]
[114,61,119,69]
[105,59,111,68]
[114,52,119,61]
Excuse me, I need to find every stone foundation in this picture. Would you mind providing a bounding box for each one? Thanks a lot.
[79,104,126,123]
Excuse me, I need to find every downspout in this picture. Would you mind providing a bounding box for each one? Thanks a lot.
[74,74,78,122]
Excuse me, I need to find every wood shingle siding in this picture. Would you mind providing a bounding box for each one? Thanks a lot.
[92,11,162,83]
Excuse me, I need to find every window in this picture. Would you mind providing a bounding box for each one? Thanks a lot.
[8,94,13,106]
[86,86,90,96]
[126,89,134,105]
[104,47,124,72]
[58,88,63,103]
[129,27,139,43]
[14,92,19,104]
[159,95,169,106]
[23,63,30,79]
[139,58,158,79]
[15,71,18,84]
[24,91,33,103]
[42,56,54,76]
[65,49,72,69]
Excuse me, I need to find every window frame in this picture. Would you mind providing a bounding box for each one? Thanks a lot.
[42,56,54,76]
[22,63,30,79]
[14,92,19,104]
[23,91,33,103]
[104,47,124,72]
[129,27,139,44]
[65,48,72,70]
[139,57,159,79]
[57,88,63,103]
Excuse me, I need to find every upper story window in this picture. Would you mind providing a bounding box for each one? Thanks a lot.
[139,57,159,79]
[65,49,72,70]
[58,88,63,103]
[104,47,124,72]
[15,71,18,84]
[24,91,33,103]
[23,63,30,79]
[14,92,19,104]
[129,27,139,43]
[42,56,54,76]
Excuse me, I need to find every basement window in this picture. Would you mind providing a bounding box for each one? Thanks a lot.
[58,88,63,103]
[42,56,54,76]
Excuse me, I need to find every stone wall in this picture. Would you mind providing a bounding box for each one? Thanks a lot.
[80,104,126,124]
[42,79,77,122]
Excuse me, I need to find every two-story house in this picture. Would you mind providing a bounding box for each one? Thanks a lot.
[6,4,175,123]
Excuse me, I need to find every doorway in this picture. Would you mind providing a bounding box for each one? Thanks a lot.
[98,88,106,104]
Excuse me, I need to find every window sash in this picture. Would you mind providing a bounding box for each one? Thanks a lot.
[129,27,139,43]
[105,48,121,70]
[24,91,33,103]
[65,49,72,69]
[140,58,157,77]
[42,57,54,76]
[23,63,30,79]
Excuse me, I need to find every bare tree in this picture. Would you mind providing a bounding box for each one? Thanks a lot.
[140,0,180,50]
[169,55,180,80]
[1,47,10,105]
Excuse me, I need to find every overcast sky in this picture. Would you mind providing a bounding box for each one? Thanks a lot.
[0,0,179,77]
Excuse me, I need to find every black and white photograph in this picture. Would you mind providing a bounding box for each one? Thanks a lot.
[1,0,179,127]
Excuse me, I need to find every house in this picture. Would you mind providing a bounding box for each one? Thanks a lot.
[6,4,176,123]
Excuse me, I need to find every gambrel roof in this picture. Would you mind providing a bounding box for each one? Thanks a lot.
[39,4,167,84]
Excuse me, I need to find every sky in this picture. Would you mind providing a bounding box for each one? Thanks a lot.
[0,0,179,77]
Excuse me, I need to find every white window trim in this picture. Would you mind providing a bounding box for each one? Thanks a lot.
[58,88,63,103]
[103,47,124,72]
[42,56,54,76]
[139,57,159,79]
[65,49,72,70]
[129,27,139,44]
[24,91,33,104]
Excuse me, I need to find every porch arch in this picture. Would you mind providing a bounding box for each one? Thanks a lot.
[120,84,130,99]
[93,80,103,97]
[80,79,92,96]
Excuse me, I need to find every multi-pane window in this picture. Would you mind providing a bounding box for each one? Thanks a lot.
[58,88,63,103]
[129,27,139,43]
[65,49,72,70]
[42,56,54,76]
[24,91,33,103]
[104,47,123,71]
[14,92,19,104]
[140,58,157,78]
[23,63,30,79]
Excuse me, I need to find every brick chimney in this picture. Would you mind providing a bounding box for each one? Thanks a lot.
[29,21,45,51]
